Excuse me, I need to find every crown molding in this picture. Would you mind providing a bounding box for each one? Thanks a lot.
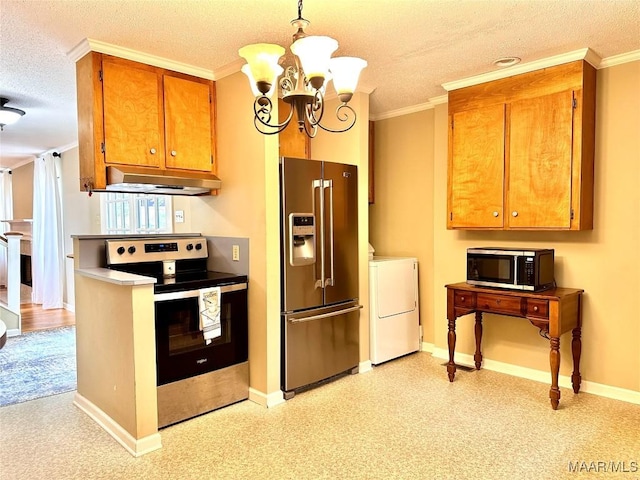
[67,38,214,80]
[371,94,448,121]
[598,49,640,69]
[442,48,600,92]
[214,58,247,80]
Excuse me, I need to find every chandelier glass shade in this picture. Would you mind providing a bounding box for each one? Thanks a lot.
[238,1,367,137]
[0,98,26,131]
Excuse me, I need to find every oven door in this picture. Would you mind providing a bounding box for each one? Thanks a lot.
[154,283,248,385]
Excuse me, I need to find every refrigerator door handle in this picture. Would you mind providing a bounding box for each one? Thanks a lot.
[323,179,335,287]
[313,179,324,289]
[288,304,363,323]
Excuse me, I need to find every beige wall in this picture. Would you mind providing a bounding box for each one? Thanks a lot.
[74,271,157,439]
[369,109,435,343]
[11,161,33,219]
[372,60,640,393]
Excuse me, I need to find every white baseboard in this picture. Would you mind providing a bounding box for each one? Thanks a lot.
[359,360,373,373]
[7,328,21,337]
[248,388,285,408]
[421,342,435,353]
[431,348,640,405]
[73,392,162,456]
[64,302,75,313]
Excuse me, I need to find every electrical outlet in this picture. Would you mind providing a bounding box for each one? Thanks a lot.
[232,245,240,262]
[174,210,184,223]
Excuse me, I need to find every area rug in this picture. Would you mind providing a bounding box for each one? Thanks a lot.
[0,326,76,407]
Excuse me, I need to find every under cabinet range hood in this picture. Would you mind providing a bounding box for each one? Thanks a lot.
[105,166,222,195]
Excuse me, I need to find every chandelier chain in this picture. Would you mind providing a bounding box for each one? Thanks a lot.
[297,0,303,20]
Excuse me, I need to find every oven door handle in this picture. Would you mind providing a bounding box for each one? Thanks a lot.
[154,283,247,301]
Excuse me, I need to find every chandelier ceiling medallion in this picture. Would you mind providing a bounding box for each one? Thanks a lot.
[238,0,367,137]
[0,97,26,131]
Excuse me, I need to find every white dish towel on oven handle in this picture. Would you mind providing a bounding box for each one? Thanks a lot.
[199,287,222,345]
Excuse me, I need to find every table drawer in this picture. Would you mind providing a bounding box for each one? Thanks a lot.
[454,291,475,308]
[526,299,549,319]
[476,293,522,316]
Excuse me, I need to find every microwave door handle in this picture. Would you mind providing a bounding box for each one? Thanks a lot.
[324,179,334,287]
[313,179,324,289]
[514,256,520,286]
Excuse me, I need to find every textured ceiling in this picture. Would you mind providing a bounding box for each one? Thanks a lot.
[1,0,639,167]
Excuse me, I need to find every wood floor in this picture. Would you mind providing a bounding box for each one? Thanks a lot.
[20,303,75,333]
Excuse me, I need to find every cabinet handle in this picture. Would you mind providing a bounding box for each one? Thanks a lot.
[493,211,499,217]
[150,148,156,154]
[533,306,539,312]
[512,211,518,217]
[171,150,177,157]
[460,296,465,302]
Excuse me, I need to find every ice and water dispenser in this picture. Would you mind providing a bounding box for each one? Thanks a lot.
[289,213,316,266]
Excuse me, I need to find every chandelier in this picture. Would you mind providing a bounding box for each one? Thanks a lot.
[238,0,367,137]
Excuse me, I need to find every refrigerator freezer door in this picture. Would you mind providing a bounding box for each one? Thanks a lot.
[282,302,360,393]
[281,157,324,312]
[322,161,358,306]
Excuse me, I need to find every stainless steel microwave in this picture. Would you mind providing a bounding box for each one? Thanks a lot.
[467,247,555,291]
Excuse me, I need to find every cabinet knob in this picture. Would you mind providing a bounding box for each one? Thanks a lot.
[171,150,177,157]
[533,306,539,312]
[512,211,518,217]
[493,211,499,217]
[460,296,465,302]
[150,148,156,154]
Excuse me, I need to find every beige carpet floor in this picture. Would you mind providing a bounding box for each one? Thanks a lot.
[1,352,638,479]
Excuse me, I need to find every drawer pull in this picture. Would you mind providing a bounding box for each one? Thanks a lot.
[460,296,465,302]
[533,306,539,312]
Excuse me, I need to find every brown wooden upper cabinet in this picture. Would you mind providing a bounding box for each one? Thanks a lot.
[278,98,311,159]
[447,60,596,230]
[76,52,217,192]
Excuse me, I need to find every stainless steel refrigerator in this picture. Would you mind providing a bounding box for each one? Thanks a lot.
[280,157,360,398]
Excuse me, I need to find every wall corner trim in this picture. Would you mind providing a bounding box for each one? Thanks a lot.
[249,387,286,408]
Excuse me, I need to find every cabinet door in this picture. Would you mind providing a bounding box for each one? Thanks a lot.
[164,75,214,172]
[508,90,573,228]
[278,98,310,159]
[448,104,505,228]
[102,58,164,167]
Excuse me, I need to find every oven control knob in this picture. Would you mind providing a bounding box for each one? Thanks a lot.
[195,243,202,250]
[117,246,125,255]
[128,246,136,254]
[186,243,194,251]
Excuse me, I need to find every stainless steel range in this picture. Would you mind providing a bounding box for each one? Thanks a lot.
[105,236,248,427]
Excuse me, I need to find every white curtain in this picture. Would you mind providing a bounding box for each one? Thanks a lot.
[0,170,13,287]
[32,153,64,309]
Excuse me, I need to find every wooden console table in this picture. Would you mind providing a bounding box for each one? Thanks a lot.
[445,282,584,410]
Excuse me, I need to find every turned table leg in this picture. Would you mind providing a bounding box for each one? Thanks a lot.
[447,318,457,382]
[474,312,483,369]
[549,336,561,410]
[571,326,582,393]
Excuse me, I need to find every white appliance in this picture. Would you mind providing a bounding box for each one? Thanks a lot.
[369,256,420,365]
